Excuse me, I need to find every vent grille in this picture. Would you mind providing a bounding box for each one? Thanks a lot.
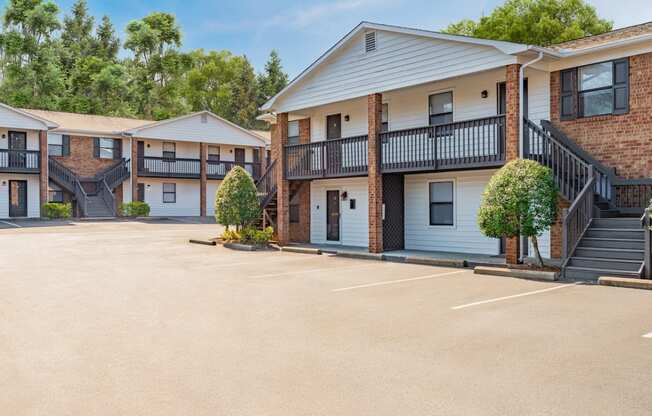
[365,31,376,53]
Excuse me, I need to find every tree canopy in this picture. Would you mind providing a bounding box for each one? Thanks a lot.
[443,0,613,46]
[0,0,288,127]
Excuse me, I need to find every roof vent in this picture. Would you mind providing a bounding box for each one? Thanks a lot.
[365,31,376,53]
[201,113,208,123]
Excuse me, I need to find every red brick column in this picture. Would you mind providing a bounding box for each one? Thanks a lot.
[505,64,521,264]
[289,118,312,243]
[131,138,139,202]
[368,93,383,253]
[273,113,290,245]
[549,197,571,259]
[38,130,48,216]
[259,146,267,177]
[200,142,207,217]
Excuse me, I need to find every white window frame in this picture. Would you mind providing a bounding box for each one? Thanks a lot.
[427,178,456,229]
[426,88,454,126]
[162,183,176,203]
[208,145,220,161]
[162,142,176,160]
[99,138,115,159]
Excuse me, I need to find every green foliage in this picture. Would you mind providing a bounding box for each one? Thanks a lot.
[478,159,558,265]
[119,201,151,217]
[43,202,72,219]
[214,166,261,228]
[221,226,273,246]
[443,0,612,46]
[221,228,240,242]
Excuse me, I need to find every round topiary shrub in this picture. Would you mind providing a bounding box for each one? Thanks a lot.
[214,165,261,230]
[478,159,559,266]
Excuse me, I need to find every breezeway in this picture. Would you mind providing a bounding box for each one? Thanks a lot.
[1,220,651,416]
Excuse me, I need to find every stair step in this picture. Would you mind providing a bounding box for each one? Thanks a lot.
[574,246,644,260]
[584,228,644,239]
[580,238,644,250]
[567,256,642,271]
[564,266,641,281]
[591,218,642,229]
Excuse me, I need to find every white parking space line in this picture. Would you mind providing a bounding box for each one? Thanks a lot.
[331,270,466,292]
[451,283,579,310]
[251,263,381,279]
[643,332,652,339]
[0,220,21,228]
[217,255,311,269]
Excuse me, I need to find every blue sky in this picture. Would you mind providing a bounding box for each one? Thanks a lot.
[3,0,651,77]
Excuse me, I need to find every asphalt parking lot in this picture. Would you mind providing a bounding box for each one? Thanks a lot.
[1,220,652,415]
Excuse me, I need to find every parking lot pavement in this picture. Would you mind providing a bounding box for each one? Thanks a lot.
[1,221,652,415]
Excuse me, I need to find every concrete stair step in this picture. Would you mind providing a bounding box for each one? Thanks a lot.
[591,218,642,229]
[567,256,642,272]
[564,266,641,281]
[574,246,644,260]
[584,228,644,239]
[580,237,644,250]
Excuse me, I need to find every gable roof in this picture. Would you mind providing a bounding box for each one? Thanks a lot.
[0,104,59,130]
[551,21,652,52]
[21,109,150,136]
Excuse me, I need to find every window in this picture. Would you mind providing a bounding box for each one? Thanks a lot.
[98,138,115,159]
[48,135,65,156]
[163,183,176,203]
[561,58,629,119]
[48,183,63,203]
[288,120,300,145]
[429,92,453,126]
[381,103,389,133]
[163,142,176,159]
[429,181,454,226]
[208,145,220,161]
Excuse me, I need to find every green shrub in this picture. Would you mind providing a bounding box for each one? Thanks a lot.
[239,226,257,244]
[221,229,240,242]
[119,202,150,217]
[43,202,72,219]
[253,226,274,245]
[478,159,558,266]
[214,165,261,229]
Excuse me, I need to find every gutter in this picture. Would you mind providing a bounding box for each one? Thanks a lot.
[519,51,544,157]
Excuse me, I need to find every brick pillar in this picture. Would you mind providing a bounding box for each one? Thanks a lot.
[368,93,383,253]
[38,130,48,216]
[549,197,571,259]
[505,64,521,264]
[274,113,290,245]
[131,138,139,202]
[289,118,312,243]
[200,142,207,217]
[259,146,267,177]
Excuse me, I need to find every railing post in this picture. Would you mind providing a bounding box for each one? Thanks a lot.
[561,207,569,260]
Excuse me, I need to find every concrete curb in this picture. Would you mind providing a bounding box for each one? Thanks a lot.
[474,266,559,281]
[281,246,322,255]
[223,242,257,252]
[405,256,465,268]
[598,276,652,290]
[189,239,216,246]
[335,251,384,261]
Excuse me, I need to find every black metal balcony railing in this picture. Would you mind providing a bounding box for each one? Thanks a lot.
[0,149,40,173]
[283,115,506,180]
[137,156,261,180]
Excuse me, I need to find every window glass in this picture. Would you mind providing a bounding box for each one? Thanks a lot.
[580,89,613,117]
[208,145,220,161]
[99,138,114,159]
[288,121,300,145]
[429,181,454,226]
[162,142,176,159]
[48,135,63,156]
[429,92,453,126]
[163,183,176,203]
[579,62,612,91]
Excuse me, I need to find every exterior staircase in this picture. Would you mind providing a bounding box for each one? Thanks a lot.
[48,157,130,218]
[255,159,305,229]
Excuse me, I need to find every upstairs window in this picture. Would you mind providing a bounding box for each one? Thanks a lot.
[429,92,453,126]
[561,58,629,119]
[381,103,389,133]
[48,135,69,157]
[288,120,300,145]
[208,145,220,161]
[95,138,119,159]
[163,142,176,160]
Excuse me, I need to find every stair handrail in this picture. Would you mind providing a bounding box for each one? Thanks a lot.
[48,157,78,192]
[641,208,651,279]
[73,179,88,216]
[98,177,116,217]
[561,165,596,268]
[100,158,130,189]
[256,159,278,207]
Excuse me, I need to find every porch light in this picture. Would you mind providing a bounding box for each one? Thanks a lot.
[341,191,348,200]
[481,90,488,99]
[344,115,350,122]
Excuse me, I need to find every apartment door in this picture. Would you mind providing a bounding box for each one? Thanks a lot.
[326,114,342,172]
[137,140,145,171]
[136,183,145,203]
[8,131,27,169]
[326,190,340,242]
[9,180,27,217]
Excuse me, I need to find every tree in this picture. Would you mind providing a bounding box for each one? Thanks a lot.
[93,15,120,62]
[478,159,558,267]
[443,0,612,46]
[183,49,236,115]
[229,55,258,128]
[256,50,288,108]
[60,0,94,75]
[214,166,261,230]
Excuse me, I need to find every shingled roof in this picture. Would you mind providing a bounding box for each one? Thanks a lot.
[551,21,652,51]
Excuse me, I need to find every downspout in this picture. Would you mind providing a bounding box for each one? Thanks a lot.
[518,51,544,157]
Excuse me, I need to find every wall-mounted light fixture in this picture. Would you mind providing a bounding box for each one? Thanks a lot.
[1,180,6,186]
[1,134,5,139]
[481,90,489,99]
[341,191,348,200]
[344,115,350,122]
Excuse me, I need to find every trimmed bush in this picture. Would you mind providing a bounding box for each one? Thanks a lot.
[478,159,558,266]
[223,226,273,246]
[119,201,150,217]
[43,202,72,219]
[214,165,261,229]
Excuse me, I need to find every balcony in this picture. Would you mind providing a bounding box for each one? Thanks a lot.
[137,156,261,180]
[284,115,506,180]
[0,149,40,173]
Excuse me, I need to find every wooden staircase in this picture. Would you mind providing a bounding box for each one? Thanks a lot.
[254,159,305,229]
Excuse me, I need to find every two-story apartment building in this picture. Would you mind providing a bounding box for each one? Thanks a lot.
[257,21,652,280]
[0,107,267,219]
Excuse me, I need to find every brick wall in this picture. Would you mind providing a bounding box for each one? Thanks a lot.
[273,113,290,245]
[368,93,383,253]
[549,197,571,259]
[289,118,311,243]
[505,64,521,264]
[550,52,652,179]
[53,135,123,178]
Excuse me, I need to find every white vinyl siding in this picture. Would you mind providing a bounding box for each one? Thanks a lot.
[140,178,200,217]
[404,170,500,255]
[310,177,369,247]
[0,174,41,218]
[0,107,49,131]
[0,129,40,151]
[274,29,516,112]
[206,180,221,216]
